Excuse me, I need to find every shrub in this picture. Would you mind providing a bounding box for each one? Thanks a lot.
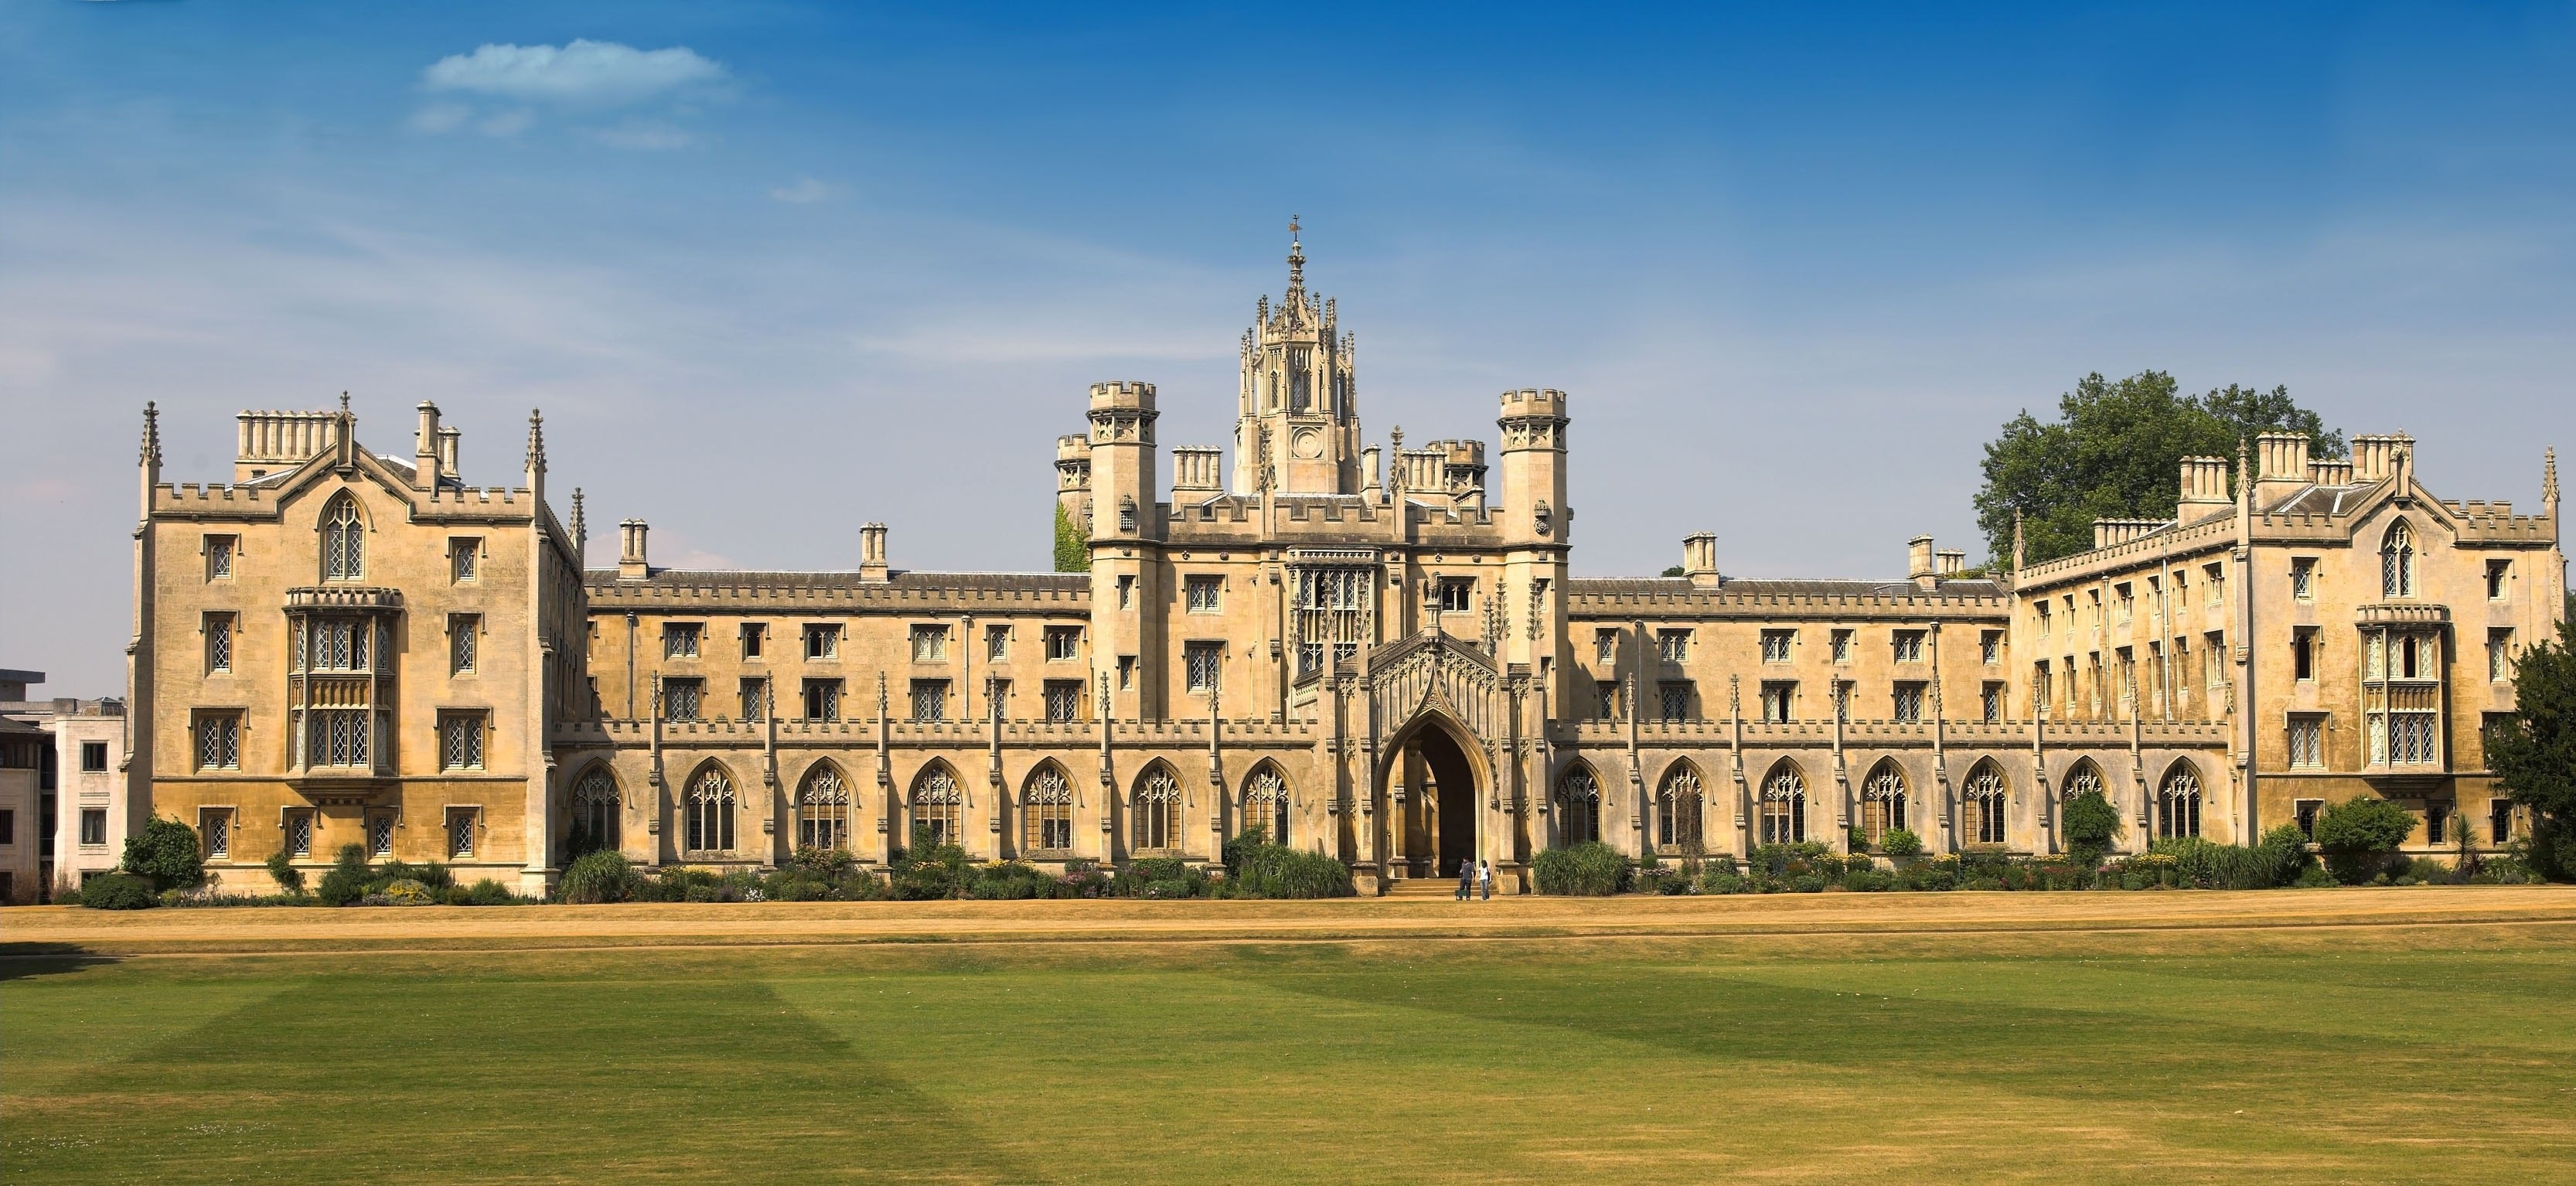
[1227,843,1354,899]
[1788,874,1828,894]
[1879,828,1923,858]
[315,844,372,906]
[119,816,206,892]
[1634,866,1695,895]
[559,850,639,904]
[1114,857,1211,899]
[380,878,435,905]
[2293,863,2339,888]
[1702,867,1749,894]
[2149,826,2311,890]
[2402,856,2453,884]
[1842,868,1893,892]
[2315,796,2418,884]
[465,878,516,906]
[2063,790,2121,868]
[1532,842,1630,896]
[49,878,86,907]
[80,873,158,910]
[263,850,307,897]
[1058,859,1110,898]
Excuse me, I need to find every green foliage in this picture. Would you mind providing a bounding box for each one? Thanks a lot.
[558,850,639,904]
[1879,828,1923,858]
[2486,615,2576,881]
[118,816,206,892]
[2148,826,2311,890]
[1659,564,1685,577]
[78,872,158,910]
[2062,789,2121,867]
[2314,796,2418,884]
[264,850,307,897]
[316,844,371,906]
[1532,842,1630,896]
[2293,863,2339,888]
[1053,503,1089,573]
[1975,371,2342,567]
[1113,856,1211,899]
[1224,829,1354,898]
[1634,866,1695,895]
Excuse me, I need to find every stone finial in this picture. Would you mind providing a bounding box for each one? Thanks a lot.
[570,488,587,557]
[139,401,162,468]
[2011,507,2026,572]
[524,408,547,475]
[1286,214,1305,292]
[2545,446,2559,508]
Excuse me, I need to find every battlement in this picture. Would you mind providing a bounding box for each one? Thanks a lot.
[1088,380,1157,409]
[1498,387,1568,416]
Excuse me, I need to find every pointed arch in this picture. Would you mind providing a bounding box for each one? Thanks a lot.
[1022,761,1075,854]
[319,492,366,581]
[1133,761,1183,853]
[908,761,964,850]
[1759,759,1808,845]
[1242,761,1290,846]
[2156,759,2203,839]
[1962,758,2010,846]
[1654,759,1705,854]
[1859,758,1908,848]
[568,762,622,857]
[683,760,738,854]
[2380,519,2418,598]
[1553,761,1603,846]
[2060,757,2106,804]
[796,760,852,851]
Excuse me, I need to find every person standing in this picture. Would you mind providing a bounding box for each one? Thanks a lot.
[1455,858,1474,901]
[1477,859,1494,901]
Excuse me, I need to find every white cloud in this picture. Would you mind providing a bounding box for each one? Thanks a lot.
[421,39,725,107]
[588,120,693,151]
[768,178,830,203]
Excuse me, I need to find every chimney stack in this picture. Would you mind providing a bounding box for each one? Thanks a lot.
[437,426,460,483]
[1682,532,1721,589]
[2176,455,2232,517]
[618,519,649,581]
[1936,549,1966,576]
[1908,535,1937,591]
[2251,432,2312,508]
[414,401,442,489]
[860,522,890,583]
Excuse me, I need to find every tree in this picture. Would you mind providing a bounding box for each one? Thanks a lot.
[118,816,206,892]
[1052,503,1087,573]
[2313,796,2418,884]
[2062,789,2121,867]
[2486,613,2576,881]
[1975,372,2343,568]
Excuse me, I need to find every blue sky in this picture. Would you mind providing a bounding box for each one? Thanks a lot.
[4,1,2571,694]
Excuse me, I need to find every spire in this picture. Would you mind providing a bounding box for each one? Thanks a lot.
[2544,446,2558,510]
[2011,507,2025,573]
[524,408,547,475]
[570,488,587,561]
[1286,213,1305,295]
[138,401,162,468]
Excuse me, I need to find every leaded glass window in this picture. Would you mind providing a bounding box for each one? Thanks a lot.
[2157,765,2201,839]
[448,809,476,857]
[1656,765,1702,852]
[1555,767,1600,845]
[1133,767,1181,851]
[1185,642,1223,694]
[1025,765,1075,852]
[2062,762,2103,804]
[206,614,232,673]
[1860,762,1906,847]
[308,708,370,768]
[1293,567,1372,677]
[285,810,313,857]
[2381,521,2416,598]
[1760,765,1807,844]
[798,765,850,851]
[910,680,948,722]
[1243,767,1288,845]
[572,769,619,854]
[367,813,394,857]
[1964,763,2008,845]
[438,713,484,770]
[321,496,363,581]
[912,766,963,848]
[200,809,230,859]
[450,614,477,674]
[686,767,736,852]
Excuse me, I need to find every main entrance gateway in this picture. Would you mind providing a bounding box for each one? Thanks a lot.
[1390,721,1480,880]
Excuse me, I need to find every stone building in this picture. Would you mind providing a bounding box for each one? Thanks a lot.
[124,231,2565,895]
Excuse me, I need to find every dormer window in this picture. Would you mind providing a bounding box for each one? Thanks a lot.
[321,496,364,581]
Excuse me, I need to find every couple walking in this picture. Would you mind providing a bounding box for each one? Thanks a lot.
[1453,858,1494,901]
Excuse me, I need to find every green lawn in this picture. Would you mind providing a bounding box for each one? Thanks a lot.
[7,925,2574,1183]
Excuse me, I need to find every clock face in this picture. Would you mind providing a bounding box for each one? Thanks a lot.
[1290,428,1325,459]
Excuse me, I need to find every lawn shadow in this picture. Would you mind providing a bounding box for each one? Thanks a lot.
[0,942,120,982]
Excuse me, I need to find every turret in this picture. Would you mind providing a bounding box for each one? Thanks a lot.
[1085,379,1162,721]
[1496,387,1569,546]
[1086,381,1158,540]
[1232,219,1361,495]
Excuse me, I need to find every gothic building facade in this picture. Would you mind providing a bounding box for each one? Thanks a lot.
[123,234,2566,895]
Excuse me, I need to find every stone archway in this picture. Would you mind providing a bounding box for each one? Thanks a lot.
[1378,711,1487,882]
